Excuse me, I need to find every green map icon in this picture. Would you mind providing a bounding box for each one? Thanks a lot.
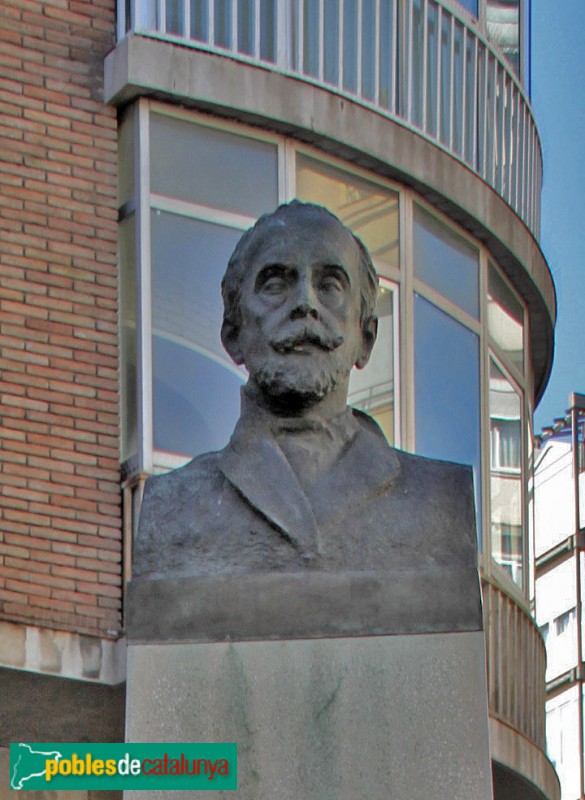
[11,743,64,790]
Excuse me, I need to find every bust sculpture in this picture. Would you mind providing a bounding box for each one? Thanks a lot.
[128,202,490,800]
[135,201,477,589]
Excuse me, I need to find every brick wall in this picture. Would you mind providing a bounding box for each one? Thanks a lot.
[0,0,121,636]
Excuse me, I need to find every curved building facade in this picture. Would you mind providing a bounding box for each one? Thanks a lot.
[0,1,559,798]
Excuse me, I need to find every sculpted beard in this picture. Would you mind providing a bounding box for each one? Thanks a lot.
[248,324,352,405]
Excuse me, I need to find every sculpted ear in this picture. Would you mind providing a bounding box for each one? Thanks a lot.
[221,320,244,365]
[355,315,378,369]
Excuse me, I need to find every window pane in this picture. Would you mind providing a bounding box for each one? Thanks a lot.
[413,204,479,318]
[411,0,424,128]
[120,215,137,463]
[488,262,524,372]
[456,0,478,17]
[348,284,396,444]
[259,0,276,62]
[486,0,520,78]
[489,358,523,587]
[414,294,482,544]
[150,113,278,217]
[238,0,254,55]
[303,0,319,77]
[214,0,232,48]
[440,11,451,146]
[118,107,135,206]
[151,211,245,457]
[166,0,183,35]
[452,20,464,155]
[324,0,340,85]
[426,1,438,136]
[343,0,358,93]
[139,0,159,29]
[464,29,476,163]
[296,154,399,269]
[378,0,396,112]
[361,0,376,101]
[191,0,208,42]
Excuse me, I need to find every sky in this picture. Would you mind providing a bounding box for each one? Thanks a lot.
[531,2,585,431]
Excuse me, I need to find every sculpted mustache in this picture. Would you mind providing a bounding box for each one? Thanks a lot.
[271,328,344,352]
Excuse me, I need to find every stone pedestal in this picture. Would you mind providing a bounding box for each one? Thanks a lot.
[126,632,491,800]
[124,570,493,799]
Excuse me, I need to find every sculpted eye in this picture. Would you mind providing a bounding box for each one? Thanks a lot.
[260,277,287,294]
[256,265,290,296]
[320,276,344,293]
[318,266,348,296]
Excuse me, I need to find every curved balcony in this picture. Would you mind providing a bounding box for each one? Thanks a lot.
[482,578,560,800]
[118,0,542,237]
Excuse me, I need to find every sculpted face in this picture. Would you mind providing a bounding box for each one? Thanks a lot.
[223,207,376,412]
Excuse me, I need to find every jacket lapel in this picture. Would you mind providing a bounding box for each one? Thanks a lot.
[308,415,401,528]
[218,421,321,556]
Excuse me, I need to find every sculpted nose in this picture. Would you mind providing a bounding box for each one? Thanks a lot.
[290,277,319,320]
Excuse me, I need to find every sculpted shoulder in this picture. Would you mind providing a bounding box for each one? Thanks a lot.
[134,452,225,578]
[390,446,477,566]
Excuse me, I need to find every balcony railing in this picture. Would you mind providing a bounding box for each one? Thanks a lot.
[118,0,542,236]
[482,578,546,749]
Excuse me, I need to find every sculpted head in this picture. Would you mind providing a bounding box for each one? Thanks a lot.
[221,201,379,412]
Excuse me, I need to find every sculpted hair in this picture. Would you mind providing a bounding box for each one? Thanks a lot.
[221,200,379,342]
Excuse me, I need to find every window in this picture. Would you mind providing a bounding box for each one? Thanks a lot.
[413,204,479,318]
[491,417,521,470]
[554,608,575,637]
[491,522,522,584]
[348,283,397,444]
[455,0,479,16]
[486,0,521,78]
[489,358,523,588]
[488,262,524,374]
[413,294,482,543]
[296,153,400,270]
[489,360,522,471]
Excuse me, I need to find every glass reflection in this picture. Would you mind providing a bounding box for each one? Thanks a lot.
[120,216,137,462]
[166,0,183,35]
[150,113,278,218]
[361,0,376,101]
[452,20,464,155]
[488,263,524,373]
[486,0,520,77]
[343,0,358,93]
[489,359,523,588]
[191,0,208,42]
[303,0,319,77]
[151,211,245,457]
[324,0,340,85]
[413,204,479,318]
[118,108,135,206]
[459,0,478,14]
[378,0,396,111]
[414,294,482,544]
[214,0,231,48]
[426,1,438,137]
[259,0,275,62]
[411,0,424,129]
[440,11,451,146]
[348,285,395,443]
[238,0,254,55]
[296,154,399,268]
